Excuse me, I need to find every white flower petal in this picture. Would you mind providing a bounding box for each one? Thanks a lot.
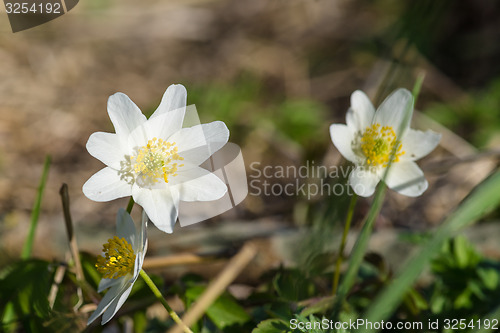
[385,161,428,197]
[177,145,219,168]
[349,166,381,197]
[87,278,128,325]
[373,88,413,137]
[137,210,148,256]
[170,167,227,201]
[97,278,122,293]
[101,281,135,325]
[132,185,180,234]
[132,211,148,278]
[116,208,137,248]
[150,84,187,119]
[167,162,207,182]
[127,123,149,151]
[346,90,375,131]
[168,121,229,165]
[82,167,132,202]
[401,129,441,161]
[329,124,361,163]
[86,132,125,169]
[143,84,187,140]
[107,93,147,138]
[134,241,147,278]
[144,107,186,141]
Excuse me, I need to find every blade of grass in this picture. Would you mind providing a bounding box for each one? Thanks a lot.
[361,169,500,333]
[412,71,425,106]
[21,155,51,259]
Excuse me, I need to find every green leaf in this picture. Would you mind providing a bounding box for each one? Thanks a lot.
[300,296,336,317]
[467,280,486,300]
[0,259,54,330]
[273,269,316,302]
[206,294,251,329]
[133,311,148,333]
[265,300,296,321]
[406,288,428,311]
[252,319,290,333]
[1,302,17,333]
[430,295,446,314]
[477,268,499,290]
[454,288,472,309]
[185,286,251,330]
[452,235,480,268]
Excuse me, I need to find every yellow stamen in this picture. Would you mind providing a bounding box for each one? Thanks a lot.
[131,138,184,184]
[96,236,136,279]
[360,123,404,167]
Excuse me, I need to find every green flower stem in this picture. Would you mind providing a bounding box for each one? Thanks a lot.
[139,270,193,333]
[126,197,134,214]
[332,194,358,295]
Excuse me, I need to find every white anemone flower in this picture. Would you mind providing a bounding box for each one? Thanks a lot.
[88,208,147,325]
[330,88,441,197]
[83,84,229,233]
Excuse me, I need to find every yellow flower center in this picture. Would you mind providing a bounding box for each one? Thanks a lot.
[132,138,184,184]
[360,123,404,167]
[96,236,136,279]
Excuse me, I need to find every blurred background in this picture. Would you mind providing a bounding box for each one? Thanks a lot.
[1,0,500,329]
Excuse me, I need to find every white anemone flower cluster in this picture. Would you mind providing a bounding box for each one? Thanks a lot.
[83,84,229,233]
[330,88,441,197]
